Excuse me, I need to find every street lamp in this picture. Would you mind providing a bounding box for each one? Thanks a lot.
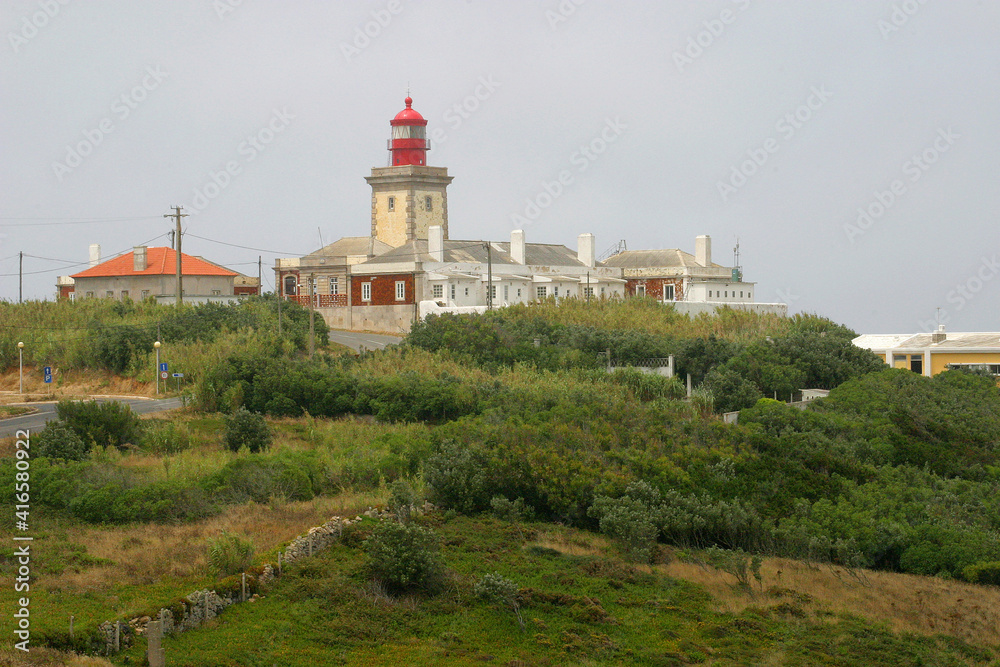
[17,341,24,394]
[154,341,161,395]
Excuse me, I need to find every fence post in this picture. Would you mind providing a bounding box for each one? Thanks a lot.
[147,620,166,667]
[69,614,74,641]
[278,552,282,576]
[242,572,247,603]
[114,622,120,652]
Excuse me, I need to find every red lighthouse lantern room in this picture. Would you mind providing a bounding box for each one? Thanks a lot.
[388,96,428,166]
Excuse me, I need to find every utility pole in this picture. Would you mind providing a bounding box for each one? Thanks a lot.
[163,206,188,306]
[19,251,23,304]
[484,242,493,310]
[258,256,262,295]
[308,273,315,358]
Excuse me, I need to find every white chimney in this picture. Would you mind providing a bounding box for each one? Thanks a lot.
[133,246,147,272]
[89,244,101,267]
[931,324,946,344]
[428,225,444,262]
[511,229,526,264]
[695,235,711,267]
[578,233,595,268]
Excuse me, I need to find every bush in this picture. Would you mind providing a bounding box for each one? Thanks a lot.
[34,422,89,460]
[701,367,763,413]
[962,561,1000,586]
[490,496,535,522]
[223,407,272,453]
[589,482,663,563]
[474,572,524,629]
[56,400,144,450]
[140,420,193,454]
[362,521,444,592]
[388,479,418,522]
[208,532,255,576]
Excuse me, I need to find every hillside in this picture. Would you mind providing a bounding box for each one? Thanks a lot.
[2,300,1000,665]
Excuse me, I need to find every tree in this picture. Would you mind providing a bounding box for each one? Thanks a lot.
[223,407,272,453]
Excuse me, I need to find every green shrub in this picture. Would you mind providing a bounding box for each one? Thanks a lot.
[56,400,144,450]
[962,561,1000,585]
[490,496,535,522]
[474,572,524,629]
[589,483,665,563]
[139,420,193,454]
[223,407,272,453]
[208,531,255,576]
[388,479,418,522]
[34,422,89,460]
[362,521,444,592]
[701,367,763,413]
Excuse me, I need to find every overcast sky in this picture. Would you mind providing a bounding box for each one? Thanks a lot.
[2,1,998,334]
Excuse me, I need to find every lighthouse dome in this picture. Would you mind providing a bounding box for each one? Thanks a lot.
[392,97,426,124]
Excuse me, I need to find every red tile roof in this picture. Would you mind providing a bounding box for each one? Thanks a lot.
[71,247,238,279]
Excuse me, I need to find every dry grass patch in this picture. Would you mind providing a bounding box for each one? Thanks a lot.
[661,555,1000,646]
[0,368,154,403]
[0,647,113,667]
[41,489,388,594]
[527,528,613,558]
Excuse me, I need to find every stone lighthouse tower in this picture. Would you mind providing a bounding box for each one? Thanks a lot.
[366,96,454,248]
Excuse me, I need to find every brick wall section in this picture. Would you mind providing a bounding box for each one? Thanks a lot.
[351,273,415,306]
[626,277,684,301]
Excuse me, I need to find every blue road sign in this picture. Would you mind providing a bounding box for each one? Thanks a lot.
[44,366,52,383]
[172,373,183,378]
[159,362,168,372]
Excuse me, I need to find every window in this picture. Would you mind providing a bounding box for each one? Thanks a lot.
[362,282,372,301]
[330,277,339,295]
[432,284,444,299]
[387,196,395,212]
[395,281,406,301]
[141,290,150,299]
[725,291,728,298]
[489,285,497,300]
[740,291,744,298]
[120,290,129,299]
[464,287,469,296]
[601,286,606,295]
[106,290,114,298]
[85,291,94,298]
[503,285,509,301]
[748,291,752,300]
[663,284,675,301]
[451,284,456,299]
[284,276,297,295]
[636,285,645,297]
[910,355,923,374]
[553,286,559,297]
[517,288,522,298]
[536,286,547,299]
[425,195,432,211]
[584,287,594,299]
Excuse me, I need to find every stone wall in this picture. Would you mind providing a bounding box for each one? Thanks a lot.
[93,505,416,657]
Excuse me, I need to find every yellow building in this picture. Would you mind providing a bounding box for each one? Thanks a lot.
[853,327,1000,377]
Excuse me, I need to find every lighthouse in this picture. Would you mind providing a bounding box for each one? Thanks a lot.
[389,96,428,166]
[367,96,454,248]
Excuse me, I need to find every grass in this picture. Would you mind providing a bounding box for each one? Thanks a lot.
[102,515,999,666]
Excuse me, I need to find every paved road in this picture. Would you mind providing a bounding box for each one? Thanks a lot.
[0,397,184,438]
[328,330,404,352]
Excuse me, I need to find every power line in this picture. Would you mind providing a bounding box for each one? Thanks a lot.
[0,216,162,227]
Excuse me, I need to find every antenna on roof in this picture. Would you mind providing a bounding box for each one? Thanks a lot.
[733,237,742,282]
[318,227,324,249]
[598,239,627,262]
